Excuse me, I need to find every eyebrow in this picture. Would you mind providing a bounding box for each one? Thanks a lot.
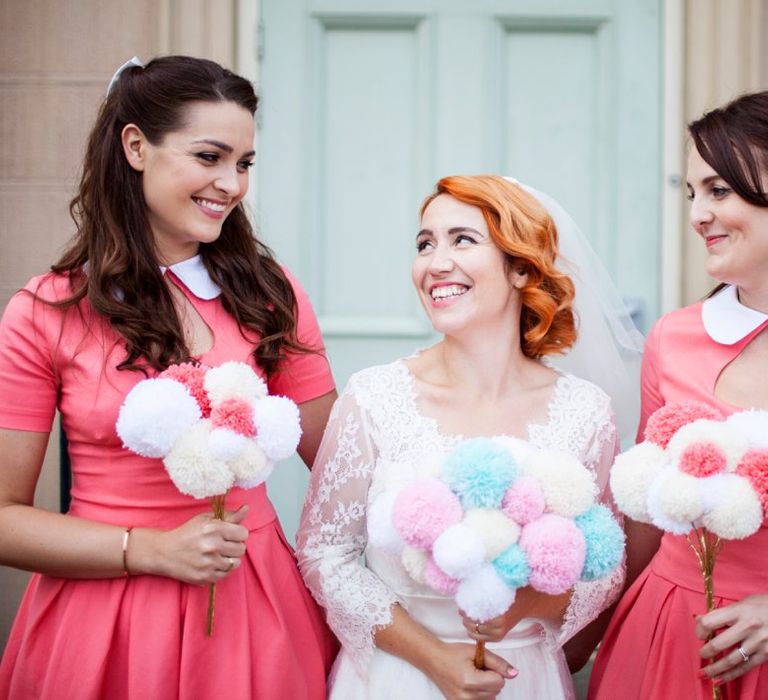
[191,139,255,158]
[686,174,722,189]
[416,226,484,239]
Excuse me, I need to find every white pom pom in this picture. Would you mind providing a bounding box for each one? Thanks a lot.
[462,509,520,560]
[667,419,748,472]
[726,410,768,450]
[204,361,268,406]
[230,441,272,488]
[525,449,597,517]
[254,395,302,461]
[367,491,406,555]
[414,454,445,479]
[701,474,763,539]
[401,547,429,584]
[455,564,516,622]
[163,420,234,498]
[609,442,666,523]
[657,471,704,523]
[433,523,486,580]
[117,378,201,458]
[492,436,537,466]
[208,427,247,461]
[646,467,692,535]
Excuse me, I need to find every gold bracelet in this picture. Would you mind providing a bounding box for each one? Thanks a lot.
[122,527,134,577]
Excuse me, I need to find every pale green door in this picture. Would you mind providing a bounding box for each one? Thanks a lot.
[258,0,662,541]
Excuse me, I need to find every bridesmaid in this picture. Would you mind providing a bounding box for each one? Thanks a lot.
[589,91,768,699]
[0,55,337,699]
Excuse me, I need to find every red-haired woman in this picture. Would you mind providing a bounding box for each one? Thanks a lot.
[297,175,642,699]
[0,56,337,699]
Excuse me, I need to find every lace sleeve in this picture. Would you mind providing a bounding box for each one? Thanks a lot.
[557,399,625,646]
[296,380,400,677]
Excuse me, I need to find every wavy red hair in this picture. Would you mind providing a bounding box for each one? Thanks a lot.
[420,175,576,358]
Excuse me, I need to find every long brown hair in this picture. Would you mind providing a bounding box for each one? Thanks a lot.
[50,55,307,375]
[421,175,577,358]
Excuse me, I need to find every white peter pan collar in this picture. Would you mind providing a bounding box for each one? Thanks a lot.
[160,255,221,300]
[701,284,768,345]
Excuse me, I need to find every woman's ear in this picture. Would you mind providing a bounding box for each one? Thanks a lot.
[121,123,148,172]
[509,265,529,289]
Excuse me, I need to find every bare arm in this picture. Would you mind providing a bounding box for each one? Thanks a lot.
[296,389,337,468]
[0,427,248,582]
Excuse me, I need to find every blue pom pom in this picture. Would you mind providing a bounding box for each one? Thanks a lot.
[443,438,518,509]
[492,543,530,588]
[575,504,625,581]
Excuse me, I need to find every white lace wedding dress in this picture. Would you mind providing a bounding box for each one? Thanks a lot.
[297,359,624,699]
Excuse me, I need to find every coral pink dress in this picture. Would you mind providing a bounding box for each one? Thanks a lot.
[589,286,768,700]
[0,257,338,699]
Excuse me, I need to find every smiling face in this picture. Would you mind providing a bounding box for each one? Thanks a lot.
[412,194,526,336]
[687,145,768,294]
[122,100,255,265]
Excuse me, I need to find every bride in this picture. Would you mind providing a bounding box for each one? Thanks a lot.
[296,175,642,699]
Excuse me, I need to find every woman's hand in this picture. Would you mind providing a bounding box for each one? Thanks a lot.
[424,641,516,700]
[131,505,249,584]
[696,594,768,685]
[461,586,571,643]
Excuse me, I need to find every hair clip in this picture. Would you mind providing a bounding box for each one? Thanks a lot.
[106,56,144,97]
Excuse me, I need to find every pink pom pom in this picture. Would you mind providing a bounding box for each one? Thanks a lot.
[392,479,463,549]
[501,475,546,525]
[644,401,723,448]
[519,514,585,594]
[210,398,256,436]
[736,450,768,516]
[424,558,459,595]
[160,363,211,417]
[679,442,727,477]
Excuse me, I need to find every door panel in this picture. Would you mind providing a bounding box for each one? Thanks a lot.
[259,0,661,541]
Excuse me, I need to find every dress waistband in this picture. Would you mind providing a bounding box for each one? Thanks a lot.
[652,528,768,602]
[67,485,277,532]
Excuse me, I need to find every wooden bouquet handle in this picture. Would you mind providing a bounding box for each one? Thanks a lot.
[473,641,486,670]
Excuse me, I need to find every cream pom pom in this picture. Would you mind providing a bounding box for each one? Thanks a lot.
[163,420,234,498]
[117,378,201,458]
[701,474,764,539]
[646,467,692,535]
[463,509,520,560]
[432,523,486,580]
[656,471,704,523]
[667,419,748,472]
[254,395,302,461]
[208,427,247,461]
[204,361,268,406]
[401,547,429,584]
[609,442,666,523]
[525,449,597,517]
[367,491,406,555]
[726,410,768,450]
[230,440,272,488]
[455,564,516,622]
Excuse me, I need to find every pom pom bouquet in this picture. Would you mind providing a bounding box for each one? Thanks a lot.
[610,402,768,699]
[116,361,302,635]
[367,436,624,668]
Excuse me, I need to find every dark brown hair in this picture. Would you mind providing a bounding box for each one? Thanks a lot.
[689,91,768,207]
[50,55,306,375]
[421,175,576,358]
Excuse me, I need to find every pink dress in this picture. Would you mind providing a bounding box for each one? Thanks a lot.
[0,263,338,699]
[589,294,768,700]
